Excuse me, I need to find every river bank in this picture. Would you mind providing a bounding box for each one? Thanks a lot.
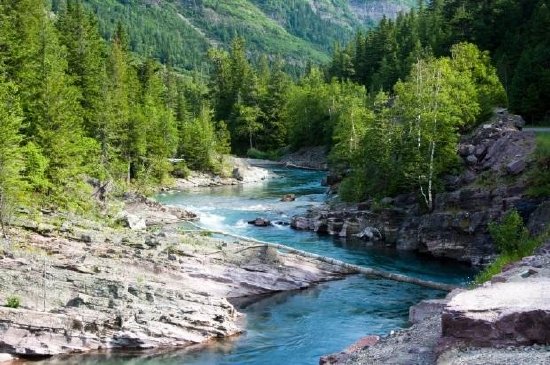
[321,239,550,365]
[0,194,351,362]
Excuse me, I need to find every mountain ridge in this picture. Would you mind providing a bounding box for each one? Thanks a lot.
[73,0,415,71]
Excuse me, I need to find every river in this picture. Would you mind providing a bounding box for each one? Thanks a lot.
[38,166,473,365]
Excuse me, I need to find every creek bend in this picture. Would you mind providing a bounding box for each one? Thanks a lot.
[38,166,473,365]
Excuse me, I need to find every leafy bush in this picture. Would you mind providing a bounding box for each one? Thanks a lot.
[172,161,191,179]
[339,172,367,202]
[488,209,530,255]
[6,295,20,309]
[474,209,544,285]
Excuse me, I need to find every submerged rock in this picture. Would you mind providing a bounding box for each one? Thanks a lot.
[248,218,272,227]
[281,194,296,202]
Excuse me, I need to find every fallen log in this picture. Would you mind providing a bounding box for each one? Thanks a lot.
[185,222,459,292]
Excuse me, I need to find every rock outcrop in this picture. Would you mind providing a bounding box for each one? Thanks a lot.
[279,146,329,170]
[325,241,550,365]
[0,199,348,360]
[293,111,544,265]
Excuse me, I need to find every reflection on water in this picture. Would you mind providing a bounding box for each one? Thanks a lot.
[38,166,474,365]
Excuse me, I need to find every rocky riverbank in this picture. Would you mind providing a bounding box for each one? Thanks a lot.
[169,157,271,189]
[292,111,548,265]
[0,196,351,362]
[321,240,550,365]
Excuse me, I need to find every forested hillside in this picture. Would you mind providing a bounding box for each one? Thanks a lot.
[0,0,548,237]
[50,0,415,72]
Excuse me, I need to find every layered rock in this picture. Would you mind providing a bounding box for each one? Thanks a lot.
[0,200,348,359]
[293,111,544,265]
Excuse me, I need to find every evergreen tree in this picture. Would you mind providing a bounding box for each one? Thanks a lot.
[0,78,25,237]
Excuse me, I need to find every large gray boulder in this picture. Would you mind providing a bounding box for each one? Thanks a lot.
[442,279,550,346]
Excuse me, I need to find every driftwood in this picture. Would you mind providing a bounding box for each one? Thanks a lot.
[186,222,459,292]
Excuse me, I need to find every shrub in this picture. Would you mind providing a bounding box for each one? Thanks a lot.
[172,161,191,179]
[488,209,530,255]
[6,295,20,309]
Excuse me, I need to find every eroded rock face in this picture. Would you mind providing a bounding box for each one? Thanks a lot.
[441,279,550,346]
[0,202,349,359]
[292,111,544,265]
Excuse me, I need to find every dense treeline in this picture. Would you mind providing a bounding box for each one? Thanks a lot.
[328,0,550,123]
[0,0,547,236]
[0,0,228,221]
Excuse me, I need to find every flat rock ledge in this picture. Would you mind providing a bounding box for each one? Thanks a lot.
[442,279,550,347]
[0,199,349,361]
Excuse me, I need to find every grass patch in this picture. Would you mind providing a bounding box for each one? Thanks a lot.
[473,209,549,285]
[527,133,550,197]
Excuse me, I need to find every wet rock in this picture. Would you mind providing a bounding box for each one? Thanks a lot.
[248,218,272,227]
[327,218,344,236]
[459,144,476,157]
[291,216,312,230]
[339,219,362,238]
[281,194,296,202]
[355,227,382,241]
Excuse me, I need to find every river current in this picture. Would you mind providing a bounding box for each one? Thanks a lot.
[39,166,473,365]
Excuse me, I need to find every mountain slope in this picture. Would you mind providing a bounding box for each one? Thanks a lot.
[77,0,414,71]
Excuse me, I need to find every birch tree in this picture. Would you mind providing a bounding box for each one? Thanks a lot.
[394,57,479,211]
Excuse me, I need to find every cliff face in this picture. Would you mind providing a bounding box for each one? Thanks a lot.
[292,111,546,265]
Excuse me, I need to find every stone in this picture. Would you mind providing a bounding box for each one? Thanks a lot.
[465,155,478,165]
[280,194,296,202]
[506,159,526,175]
[442,279,550,346]
[119,213,147,230]
[232,159,269,182]
[327,218,344,236]
[459,144,476,157]
[355,227,382,241]
[291,216,311,230]
[339,219,362,238]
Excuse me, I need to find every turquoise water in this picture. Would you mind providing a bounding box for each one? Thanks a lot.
[39,166,473,365]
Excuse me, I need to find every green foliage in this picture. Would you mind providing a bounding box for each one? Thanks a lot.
[5,295,20,309]
[328,0,548,123]
[474,217,548,285]
[527,133,550,197]
[0,79,25,237]
[488,209,530,255]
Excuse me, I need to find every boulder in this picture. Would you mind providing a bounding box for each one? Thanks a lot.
[232,158,269,182]
[355,227,382,241]
[248,218,272,227]
[291,216,312,230]
[506,159,526,175]
[442,279,550,346]
[119,213,147,230]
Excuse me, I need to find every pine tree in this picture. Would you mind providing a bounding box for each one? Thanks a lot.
[0,78,25,238]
